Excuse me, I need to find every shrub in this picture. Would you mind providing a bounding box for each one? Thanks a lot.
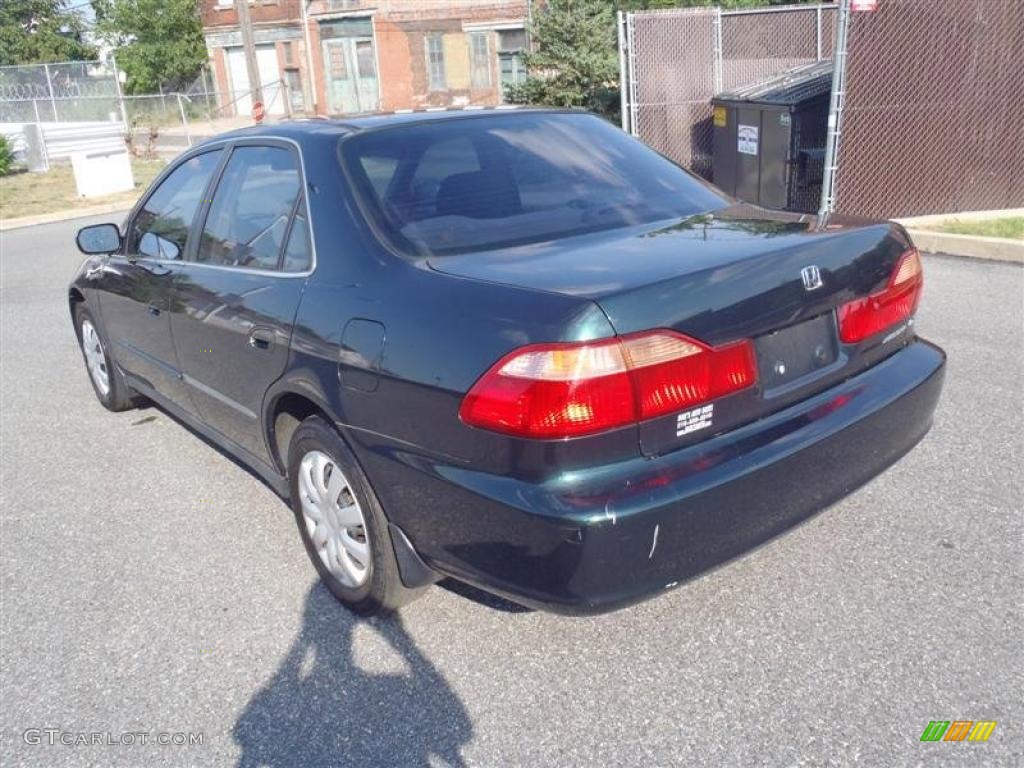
[0,135,14,176]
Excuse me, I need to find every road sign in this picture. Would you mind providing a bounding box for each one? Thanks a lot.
[252,100,265,123]
[851,0,879,11]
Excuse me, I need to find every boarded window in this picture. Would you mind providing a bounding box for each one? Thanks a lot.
[329,45,348,79]
[498,29,527,52]
[356,40,376,78]
[469,32,490,88]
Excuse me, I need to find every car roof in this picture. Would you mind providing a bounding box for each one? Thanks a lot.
[208,106,577,144]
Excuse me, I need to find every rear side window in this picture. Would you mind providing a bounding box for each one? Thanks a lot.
[129,150,222,260]
[281,208,312,273]
[340,113,727,257]
[196,146,301,270]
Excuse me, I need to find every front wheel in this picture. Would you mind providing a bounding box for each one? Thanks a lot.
[287,416,424,614]
[75,305,136,412]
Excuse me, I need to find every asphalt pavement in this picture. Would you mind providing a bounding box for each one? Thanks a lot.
[1,214,1021,767]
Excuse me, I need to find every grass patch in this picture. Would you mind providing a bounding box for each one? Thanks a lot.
[0,160,165,221]
[939,217,1024,240]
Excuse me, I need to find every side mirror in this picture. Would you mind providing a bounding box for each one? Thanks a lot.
[76,223,122,255]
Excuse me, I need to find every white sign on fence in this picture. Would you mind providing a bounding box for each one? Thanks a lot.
[737,124,759,156]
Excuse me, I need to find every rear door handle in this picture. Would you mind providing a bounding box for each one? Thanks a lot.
[249,328,274,350]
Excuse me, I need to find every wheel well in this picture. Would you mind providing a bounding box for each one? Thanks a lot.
[68,288,85,324]
[268,393,332,476]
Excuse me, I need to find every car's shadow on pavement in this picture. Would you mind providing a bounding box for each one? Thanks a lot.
[233,584,472,767]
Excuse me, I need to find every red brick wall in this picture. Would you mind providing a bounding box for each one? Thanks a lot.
[375,19,414,112]
[201,0,302,29]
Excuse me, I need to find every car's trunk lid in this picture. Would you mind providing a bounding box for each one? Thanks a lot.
[429,204,915,456]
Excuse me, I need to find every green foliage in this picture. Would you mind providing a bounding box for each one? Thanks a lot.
[0,135,15,176]
[0,0,95,65]
[94,0,206,94]
[505,0,621,118]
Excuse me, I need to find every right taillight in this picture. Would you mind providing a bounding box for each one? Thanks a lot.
[838,247,923,344]
[460,330,756,439]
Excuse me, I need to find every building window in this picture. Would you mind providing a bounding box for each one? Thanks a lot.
[497,29,528,92]
[283,41,294,66]
[426,34,446,91]
[356,39,376,78]
[469,32,490,88]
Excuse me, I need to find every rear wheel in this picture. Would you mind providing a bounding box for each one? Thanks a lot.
[287,416,423,614]
[75,305,136,412]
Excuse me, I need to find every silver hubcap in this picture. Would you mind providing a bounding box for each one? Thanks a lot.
[298,450,370,588]
[80,319,110,396]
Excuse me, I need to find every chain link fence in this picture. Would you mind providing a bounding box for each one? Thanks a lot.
[833,0,1024,218]
[622,1,1023,218]
[621,4,834,181]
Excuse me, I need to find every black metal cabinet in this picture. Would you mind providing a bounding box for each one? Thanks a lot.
[712,61,832,213]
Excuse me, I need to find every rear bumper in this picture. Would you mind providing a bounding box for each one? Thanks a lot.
[369,339,945,614]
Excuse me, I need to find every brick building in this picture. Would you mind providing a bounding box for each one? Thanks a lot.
[200,0,531,118]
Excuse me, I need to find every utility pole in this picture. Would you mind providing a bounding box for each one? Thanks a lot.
[235,0,263,118]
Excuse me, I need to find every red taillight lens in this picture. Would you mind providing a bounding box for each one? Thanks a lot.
[838,247,923,344]
[623,332,757,420]
[460,331,757,438]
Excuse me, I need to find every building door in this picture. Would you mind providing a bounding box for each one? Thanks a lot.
[320,19,378,114]
[226,45,287,117]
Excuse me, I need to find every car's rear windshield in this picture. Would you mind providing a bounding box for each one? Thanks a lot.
[339,112,727,257]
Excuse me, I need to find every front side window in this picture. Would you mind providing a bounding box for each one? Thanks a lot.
[129,150,222,260]
[426,35,446,91]
[195,145,301,270]
[341,113,727,257]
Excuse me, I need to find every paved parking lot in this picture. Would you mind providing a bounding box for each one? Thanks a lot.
[1,214,1021,767]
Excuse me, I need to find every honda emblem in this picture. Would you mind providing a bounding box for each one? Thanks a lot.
[801,265,824,291]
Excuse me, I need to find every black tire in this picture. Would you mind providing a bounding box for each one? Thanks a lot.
[74,304,136,412]
[287,416,424,615]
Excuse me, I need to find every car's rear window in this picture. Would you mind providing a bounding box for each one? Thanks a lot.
[339,112,727,257]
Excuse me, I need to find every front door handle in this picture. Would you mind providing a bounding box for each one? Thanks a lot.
[147,303,161,316]
[249,328,274,350]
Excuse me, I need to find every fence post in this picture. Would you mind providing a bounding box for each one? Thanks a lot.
[627,13,638,136]
[177,93,192,147]
[110,53,130,131]
[43,63,58,121]
[617,11,629,133]
[713,8,724,94]
[819,0,852,215]
[816,5,823,61]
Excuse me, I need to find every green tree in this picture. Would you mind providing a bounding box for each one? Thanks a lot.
[505,0,620,117]
[0,0,95,65]
[94,0,206,94]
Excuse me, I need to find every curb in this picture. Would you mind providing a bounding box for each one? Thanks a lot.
[1,203,131,232]
[897,209,1022,264]
[907,230,1023,264]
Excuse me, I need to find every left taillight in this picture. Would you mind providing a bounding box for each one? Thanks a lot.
[838,247,923,344]
[459,330,757,439]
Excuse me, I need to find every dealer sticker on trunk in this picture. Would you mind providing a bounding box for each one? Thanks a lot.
[677,404,714,436]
